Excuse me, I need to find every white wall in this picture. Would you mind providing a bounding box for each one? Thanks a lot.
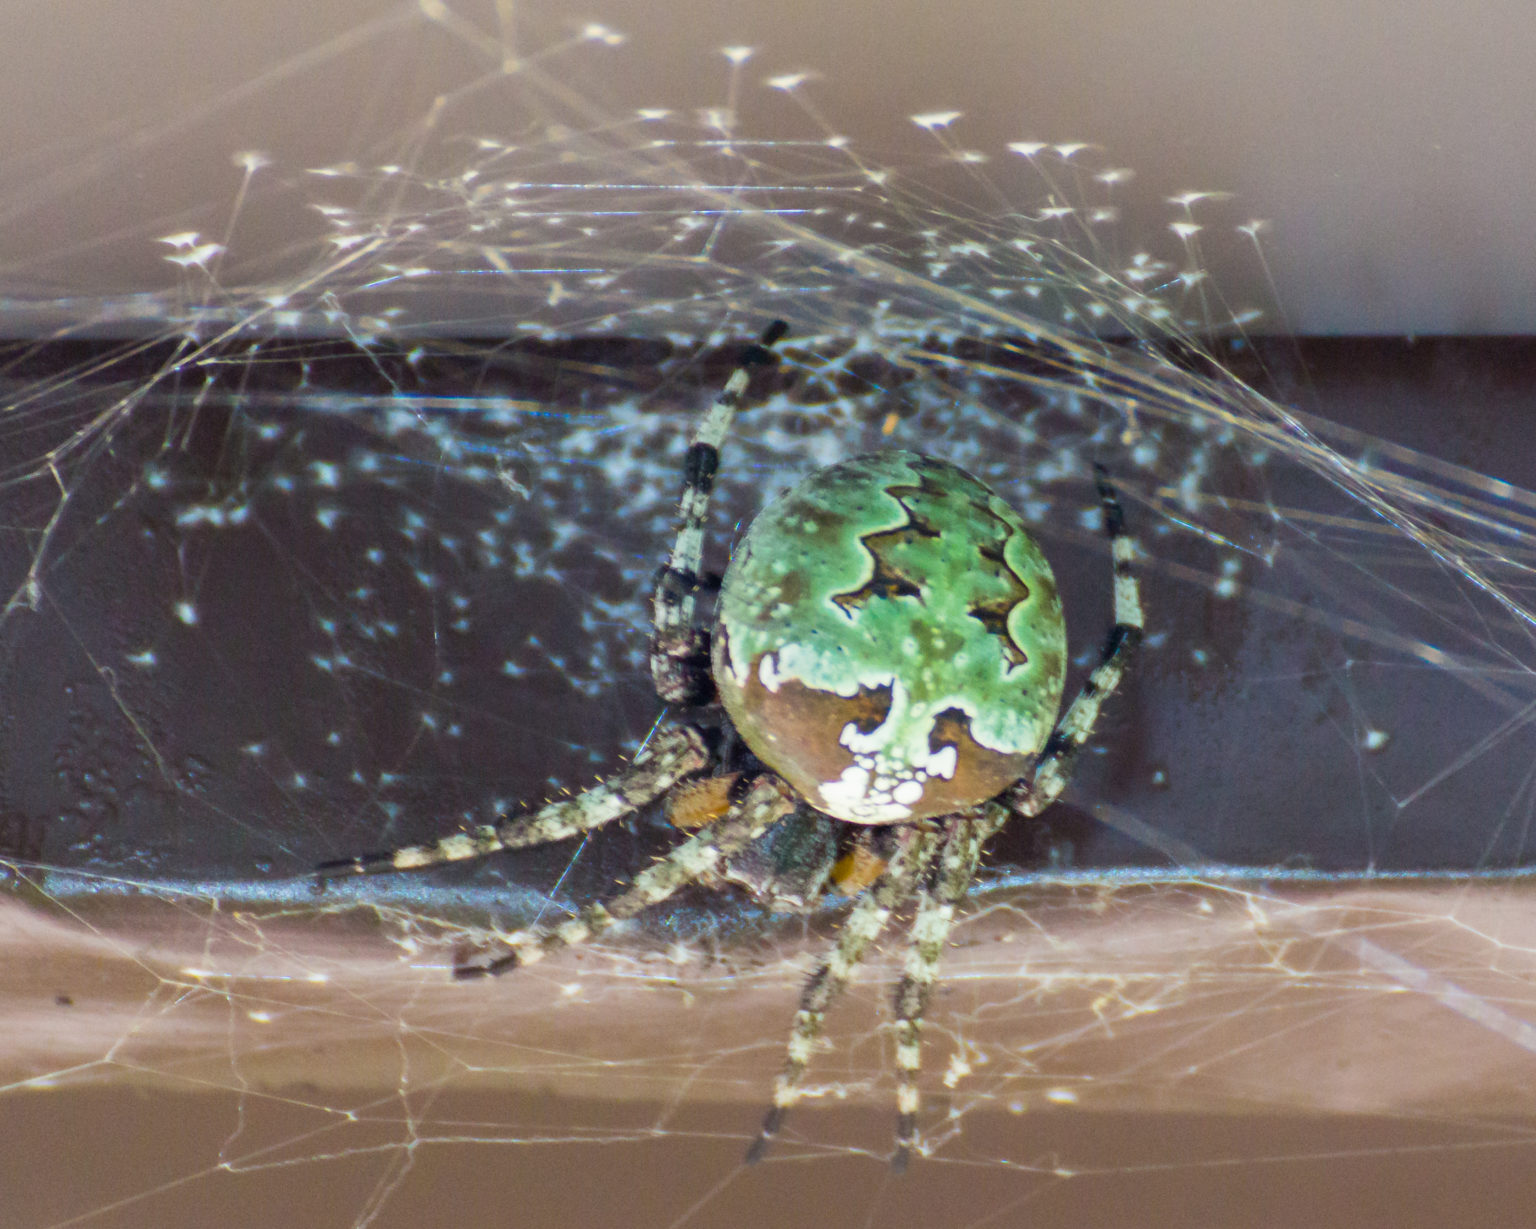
[3,0,1532,334]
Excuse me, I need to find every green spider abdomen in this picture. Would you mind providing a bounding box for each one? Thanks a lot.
[713,451,1067,824]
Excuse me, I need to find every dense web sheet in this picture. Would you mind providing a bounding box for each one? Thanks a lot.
[5,7,1536,1227]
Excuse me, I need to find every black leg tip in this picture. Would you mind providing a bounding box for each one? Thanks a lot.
[744,1104,785,1165]
[453,949,522,980]
[313,857,366,892]
[892,1112,917,1174]
[741,321,789,367]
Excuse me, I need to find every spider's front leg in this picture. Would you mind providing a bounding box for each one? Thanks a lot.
[889,805,1005,1172]
[456,772,799,978]
[745,822,944,1166]
[315,725,712,883]
[650,320,787,705]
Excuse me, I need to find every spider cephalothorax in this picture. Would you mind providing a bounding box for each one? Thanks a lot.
[319,321,1143,1171]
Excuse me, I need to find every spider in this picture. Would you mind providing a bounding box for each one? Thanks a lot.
[318,320,1143,1171]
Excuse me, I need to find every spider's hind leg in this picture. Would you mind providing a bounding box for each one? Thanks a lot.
[1012,464,1143,816]
[650,320,787,705]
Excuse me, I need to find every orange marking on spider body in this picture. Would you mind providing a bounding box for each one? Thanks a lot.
[665,773,741,829]
[829,843,888,895]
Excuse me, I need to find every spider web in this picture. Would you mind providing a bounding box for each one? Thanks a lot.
[5,4,1536,1227]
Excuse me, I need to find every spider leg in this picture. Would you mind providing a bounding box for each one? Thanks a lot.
[458,772,798,977]
[745,823,943,1165]
[315,725,712,883]
[889,803,1004,1173]
[650,320,788,705]
[1010,463,1143,816]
